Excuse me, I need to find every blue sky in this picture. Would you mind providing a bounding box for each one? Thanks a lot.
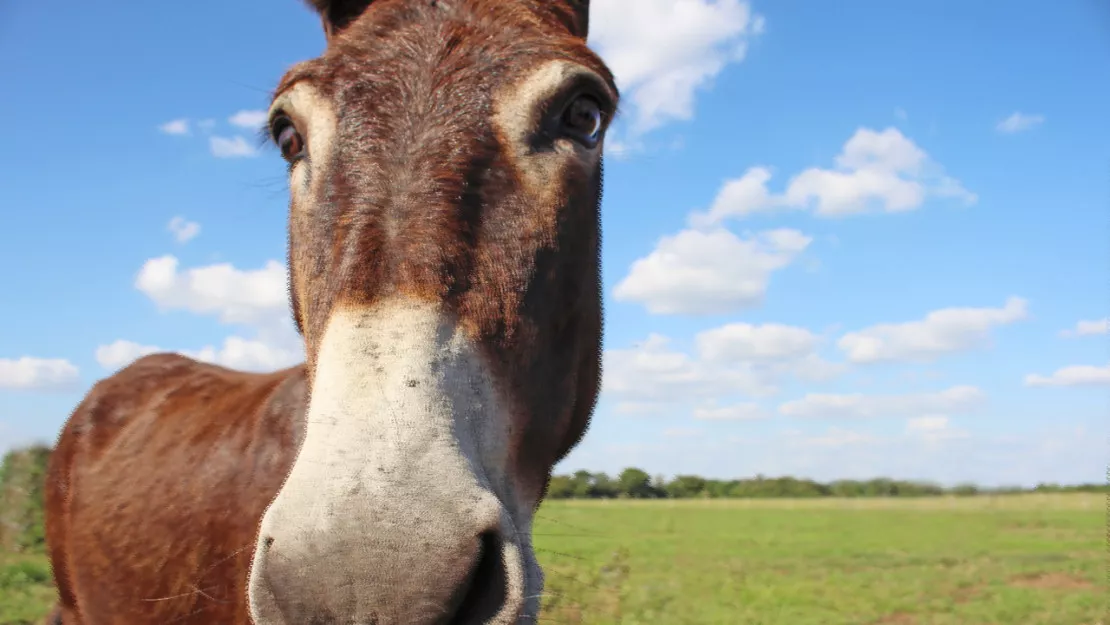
[1,0,1107,487]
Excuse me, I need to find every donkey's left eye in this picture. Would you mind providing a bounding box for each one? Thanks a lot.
[559,96,603,147]
[271,116,305,162]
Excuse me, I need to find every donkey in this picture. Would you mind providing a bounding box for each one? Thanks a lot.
[43,1,617,623]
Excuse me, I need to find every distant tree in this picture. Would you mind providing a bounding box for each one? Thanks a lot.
[829,480,863,498]
[908,481,945,496]
[863,478,897,497]
[1067,483,1109,493]
[665,475,707,498]
[539,469,1108,500]
[951,483,979,497]
[570,470,594,498]
[651,474,668,497]
[545,475,574,499]
[618,468,655,499]
[592,472,619,498]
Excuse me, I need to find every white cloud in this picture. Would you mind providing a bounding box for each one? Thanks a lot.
[159,119,189,135]
[1024,363,1110,388]
[791,427,879,448]
[95,340,162,371]
[1060,318,1108,337]
[209,135,258,158]
[697,322,818,362]
[781,353,848,382]
[603,320,846,416]
[589,0,764,134]
[130,255,304,373]
[197,119,216,132]
[905,415,969,442]
[614,401,668,416]
[613,228,811,315]
[692,402,766,421]
[690,127,977,225]
[135,255,287,326]
[95,335,300,374]
[603,333,780,407]
[167,216,200,243]
[184,336,301,372]
[228,109,268,129]
[604,137,634,160]
[778,385,985,419]
[663,427,704,439]
[694,322,846,381]
[906,415,947,432]
[995,112,1045,134]
[837,297,1027,364]
[781,416,966,449]
[0,357,80,391]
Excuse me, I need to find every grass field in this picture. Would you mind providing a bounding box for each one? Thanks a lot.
[1,494,1105,624]
[533,494,1107,625]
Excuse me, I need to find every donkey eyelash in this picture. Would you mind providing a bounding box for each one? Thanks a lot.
[266,110,292,143]
[255,124,275,152]
[539,75,616,124]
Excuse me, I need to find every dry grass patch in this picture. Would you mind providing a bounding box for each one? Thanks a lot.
[873,613,918,624]
[1008,571,1096,591]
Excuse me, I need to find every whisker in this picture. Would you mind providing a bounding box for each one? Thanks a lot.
[141,591,202,603]
[194,543,256,581]
[226,79,275,96]
[143,581,231,606]
[187,582,233,605]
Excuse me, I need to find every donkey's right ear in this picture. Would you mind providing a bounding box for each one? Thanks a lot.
[303,0,374,41]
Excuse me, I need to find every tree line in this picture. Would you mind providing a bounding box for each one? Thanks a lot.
[545,467,1108,500]
[1,445,1106,553]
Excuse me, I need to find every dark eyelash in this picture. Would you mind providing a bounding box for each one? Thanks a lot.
[552,75,616,121]
[269,113,291,142]
[254,124,273,152]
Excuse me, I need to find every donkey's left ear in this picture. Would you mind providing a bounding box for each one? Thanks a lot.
[303,0,374,42]
[550,0,590,40]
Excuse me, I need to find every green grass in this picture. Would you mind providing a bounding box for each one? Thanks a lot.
[532,494,1108,625]
[1,494,1105,624]
[0,554,54,625]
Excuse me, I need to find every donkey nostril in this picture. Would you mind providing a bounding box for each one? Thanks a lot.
[449,531,508,624]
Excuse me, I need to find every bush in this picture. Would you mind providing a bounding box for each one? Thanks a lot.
[0,560,51,590]
[0,445,52,554]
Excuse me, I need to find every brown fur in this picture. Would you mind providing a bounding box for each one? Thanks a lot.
[43,1,617,623]
[46,356,307,624]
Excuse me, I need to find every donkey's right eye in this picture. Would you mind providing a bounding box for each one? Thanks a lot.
[559,95,603,147]
[271,116,305,162]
